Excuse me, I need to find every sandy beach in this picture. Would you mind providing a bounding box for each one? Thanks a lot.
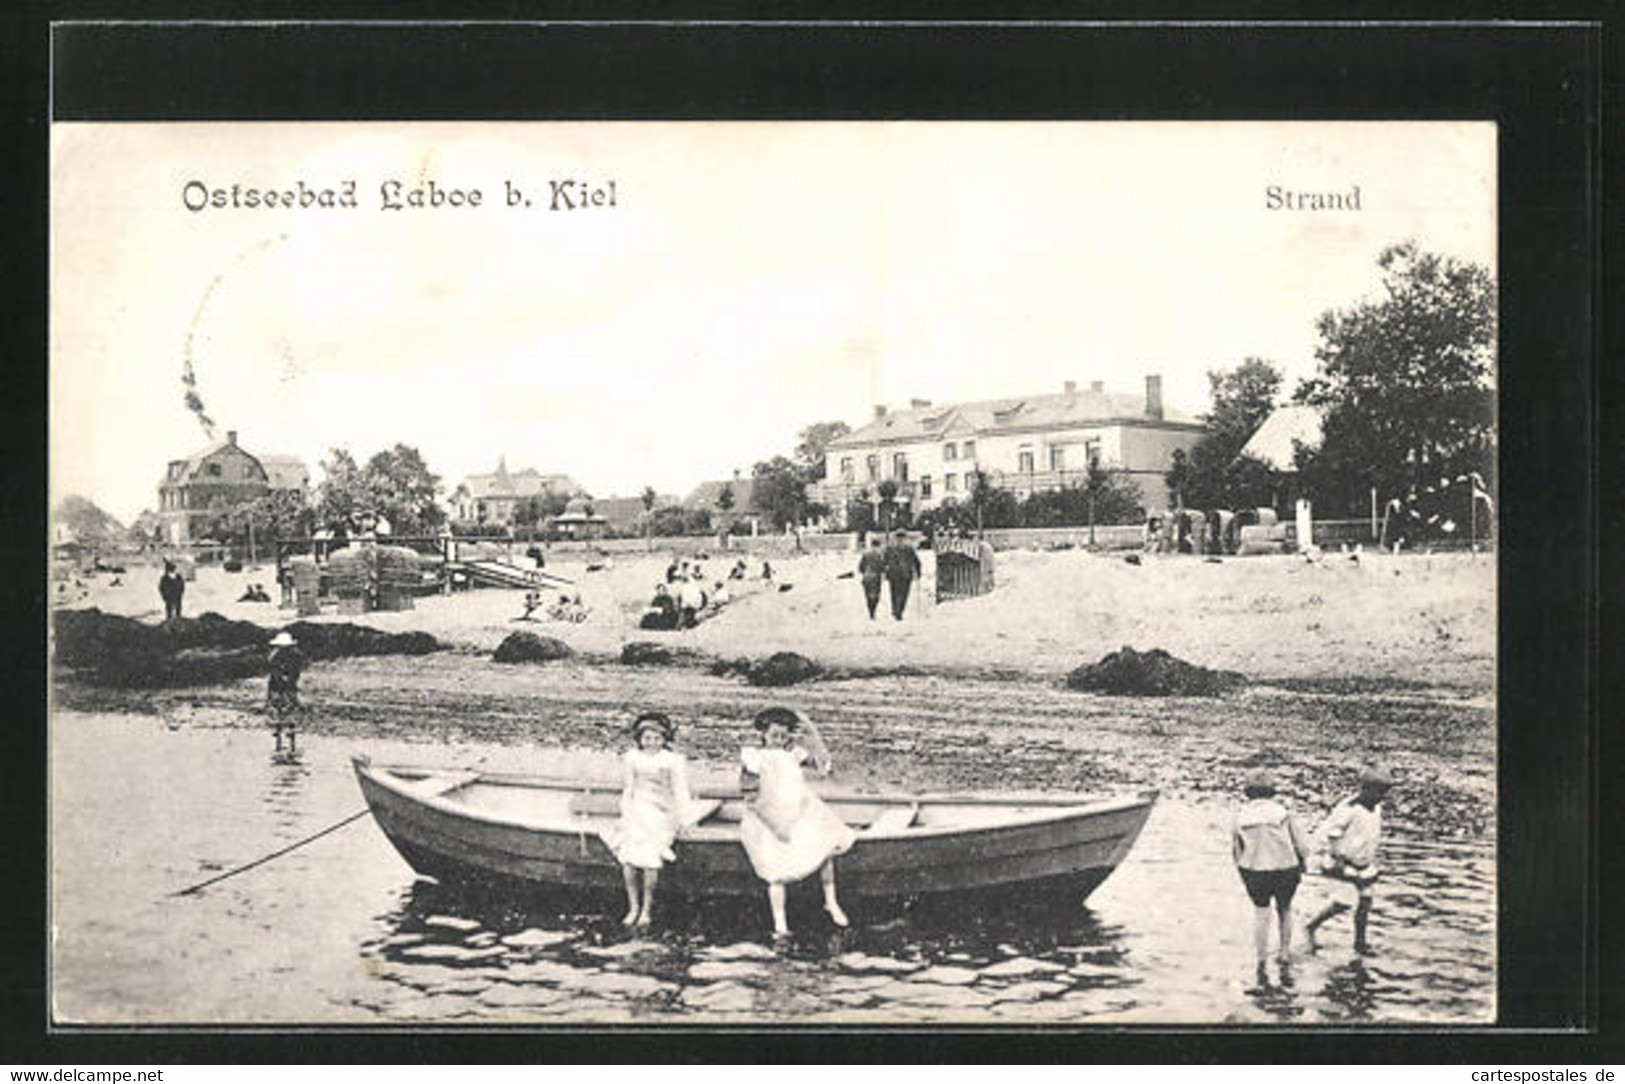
[57,545,1494,691]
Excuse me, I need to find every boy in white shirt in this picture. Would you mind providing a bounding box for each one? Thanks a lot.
[1306,766,1393,953]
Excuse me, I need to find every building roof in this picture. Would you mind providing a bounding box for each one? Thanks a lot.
[685,478,758,513]
[458,462,579,501]
[591,494,678,529]
[1238,404,1323,471]
[828,385,1200,451]
[258,455,310,490]
[552,496,607,524]
[159,434,304,489]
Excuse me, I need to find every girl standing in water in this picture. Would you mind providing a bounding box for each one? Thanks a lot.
[602,712,696,928]
[739,707,857,936]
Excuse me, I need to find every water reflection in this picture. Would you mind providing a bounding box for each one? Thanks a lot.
[354,876,1143,1022]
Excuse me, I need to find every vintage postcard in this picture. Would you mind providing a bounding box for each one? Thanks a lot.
[49,120,1497,1026]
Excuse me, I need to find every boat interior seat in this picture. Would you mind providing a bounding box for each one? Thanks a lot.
[567,791,621,818]
[864,803,921,835]
[565,793,726,823]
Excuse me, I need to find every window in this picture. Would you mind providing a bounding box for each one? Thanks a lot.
[920,476,933,499]
[1050,445,1066,472]
[207,462,222,477]
[893,453,909,482]
[1086,440,1102,470]
[1019,449,1035,474]
[840,457,854,483]
[865,455,880,482]
[943,442,958,461]
[962,441,976,460]
[944,473,958,493]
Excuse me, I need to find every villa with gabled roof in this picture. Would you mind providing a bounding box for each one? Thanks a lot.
[156,430,309,545]
[449,456,581,527]
[815,375,1202,524]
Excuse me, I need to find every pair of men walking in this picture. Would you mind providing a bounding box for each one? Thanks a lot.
[858,531,922,621]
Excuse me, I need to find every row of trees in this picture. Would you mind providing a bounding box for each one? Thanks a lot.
[191,443,446,550]
[1164,241,1496,519]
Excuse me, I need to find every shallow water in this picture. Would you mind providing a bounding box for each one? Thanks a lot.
[49,709,1494,1025]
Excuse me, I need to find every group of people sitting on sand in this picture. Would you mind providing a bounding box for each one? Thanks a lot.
[637,556,773,631]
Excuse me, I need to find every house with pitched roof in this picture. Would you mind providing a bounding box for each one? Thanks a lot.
[156,430,309,545]
[815,375,1202,524]
[685,473,763,533]
[449,457,581,527]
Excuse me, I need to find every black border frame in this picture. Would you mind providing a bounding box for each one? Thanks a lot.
[7,10,1613,1064]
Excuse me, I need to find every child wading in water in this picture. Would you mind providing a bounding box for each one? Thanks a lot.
[739,707,857,937]
[1306,766,1394,953]
[265,630,306,753]
[1231,770,1312,978]
[602,712,697,928]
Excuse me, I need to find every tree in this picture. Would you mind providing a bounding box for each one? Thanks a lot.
[716,483,736,514]
[314,448,371,529]
[794,421,851,481]
[316,444,445,533]
[1169,358,1285,509]
[366,444,444,532]
[225,488,314,559]
[875,479,900,530]
[641,485,657,543]
[1164,449,1191,511]
[751,456,808,530]
[1294,241,1496,515]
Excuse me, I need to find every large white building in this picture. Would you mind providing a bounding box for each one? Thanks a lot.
[817,375,1202,522]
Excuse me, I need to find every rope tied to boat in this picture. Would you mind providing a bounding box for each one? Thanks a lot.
[168,808,373,898]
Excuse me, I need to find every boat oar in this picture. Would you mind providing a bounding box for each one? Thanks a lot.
[168,808,373,898]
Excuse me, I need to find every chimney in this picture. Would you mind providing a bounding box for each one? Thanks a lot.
[1144,375,1164,420]
[1064,381,1076,396]
[1090,380,1104,393]
[874,404,888,420]
[226,430,238,446]
[910,398,932,409]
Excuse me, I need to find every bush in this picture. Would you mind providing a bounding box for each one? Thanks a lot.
[492,632,574,664]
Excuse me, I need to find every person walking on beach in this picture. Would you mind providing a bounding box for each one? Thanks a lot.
[266,630,306,753]
[158,560,185,622]
[601,712,698,928]
[882,531,921,621]
[1306,766,1393,954]
[858,535,886,619]
[738,707,856,937]
[1232,770,1312,977]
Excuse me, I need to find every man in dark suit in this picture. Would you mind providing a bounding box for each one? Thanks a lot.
[883,531,922,621]
[857,535,886,619]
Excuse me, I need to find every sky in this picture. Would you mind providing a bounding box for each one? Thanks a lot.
[50,122,1495,524]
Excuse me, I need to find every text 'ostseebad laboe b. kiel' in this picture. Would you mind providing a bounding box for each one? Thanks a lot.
[180,178,618,213]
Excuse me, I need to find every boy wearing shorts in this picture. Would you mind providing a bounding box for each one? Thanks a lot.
[1306,766,1393,954]
[1233,770,1313,975]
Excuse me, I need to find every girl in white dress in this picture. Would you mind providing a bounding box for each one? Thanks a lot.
[602,712,696,927]
[739,707,857,936]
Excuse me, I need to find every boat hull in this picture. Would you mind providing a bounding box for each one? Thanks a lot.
[355,760,1155,903]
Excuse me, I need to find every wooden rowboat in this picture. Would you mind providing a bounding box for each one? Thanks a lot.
[354,757,1156,903]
